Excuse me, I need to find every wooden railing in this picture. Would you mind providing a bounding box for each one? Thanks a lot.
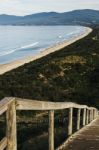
[0,97,98,150]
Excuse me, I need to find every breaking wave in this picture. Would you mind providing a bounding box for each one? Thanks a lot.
[0,42,39,57]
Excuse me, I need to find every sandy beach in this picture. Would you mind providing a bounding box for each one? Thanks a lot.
[0,27,92,75]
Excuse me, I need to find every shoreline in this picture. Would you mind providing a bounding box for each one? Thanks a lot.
[0,27,92,75]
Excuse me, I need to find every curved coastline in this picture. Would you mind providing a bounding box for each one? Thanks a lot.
[0,27,92,75]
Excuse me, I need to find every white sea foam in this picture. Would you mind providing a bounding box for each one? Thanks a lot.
[20,42,39,49]
[58,35,62,38]
[66,32,75,36]
[66,31,80,36]
[0,42,39,57]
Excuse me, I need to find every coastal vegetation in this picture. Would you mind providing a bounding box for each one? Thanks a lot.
[0,27,99,107]
[0,26,99,149]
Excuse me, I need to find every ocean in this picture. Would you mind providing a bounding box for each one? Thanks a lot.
[0,26,86,64]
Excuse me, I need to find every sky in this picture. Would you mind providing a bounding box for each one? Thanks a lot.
[0,0,99,16]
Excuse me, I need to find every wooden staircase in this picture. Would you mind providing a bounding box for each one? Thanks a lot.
[0,97,98,150]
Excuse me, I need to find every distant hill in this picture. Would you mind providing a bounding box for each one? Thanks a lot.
[0,9,99,26]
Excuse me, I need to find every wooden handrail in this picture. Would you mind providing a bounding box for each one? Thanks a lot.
[0,97,98,150]
[15,97,96,110]
[0,97,15,115]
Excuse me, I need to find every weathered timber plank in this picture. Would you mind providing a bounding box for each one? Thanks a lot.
[0,97,15,115]
[77,109,81,130]
[49,110,54,150]
[68,108,73,135]
[83,108,86,126]
[63,117,99,150]
[15,98,97,111]
[6,100,17,150]
[0,137,7,150]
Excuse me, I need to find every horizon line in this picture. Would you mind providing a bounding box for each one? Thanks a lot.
[0,8,99,17]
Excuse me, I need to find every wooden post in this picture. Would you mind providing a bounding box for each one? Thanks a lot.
[88,109,90,123]
[68,108,73,136]
[96,110,99,117]
[89,110,91,122]
[94,109,96,119]
[94,110,96,119]
[49,110,54,150]
[77,109,81,130]
[96,110,98,117]
[90,109,93,122]
[86,109,90,124]
[6,100,17,150]
[92,109,94,121]
[94,109,97,119]
[83,108,86,126]
[91,109,93,121]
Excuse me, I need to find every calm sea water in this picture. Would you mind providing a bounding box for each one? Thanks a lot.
[0,26,86,64]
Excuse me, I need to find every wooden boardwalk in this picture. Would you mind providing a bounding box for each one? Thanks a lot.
[0,97,98,150]
[63,117,99,150]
